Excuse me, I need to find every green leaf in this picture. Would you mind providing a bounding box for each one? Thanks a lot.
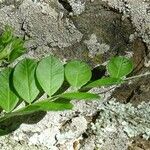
[0,26,26,63]
[60,92,100,100]
[9,37,26,62]
[1,26,13,44]
[35,99,73,111]
[0,128,8,136]
[36,55,64,97]
[65,60,92,88]
[0,68,18,112]
[107,56,133,78]
[15,105,41,116]
[85,77,122,88]
[13,59,39,103]
[0,43,13,60]
[13,99,73,116]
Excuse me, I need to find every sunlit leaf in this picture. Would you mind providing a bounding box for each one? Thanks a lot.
[0,68,18,112]
[13,99,73,116]
[107,56,133,78]
[65,60,92,88]
[85,77,122,88]
[36,55,64,97]
[35,99,73,111]
[60,92,100,100]
[13,59,39,103]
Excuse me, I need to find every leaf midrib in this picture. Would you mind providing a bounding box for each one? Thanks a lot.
[74,71,79,88]
[7,71,10,111]
[49,57,52,97]
[25,59,31,101]
[116,58,124,78]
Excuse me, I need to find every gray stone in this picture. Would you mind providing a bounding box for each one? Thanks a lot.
[0,0,83,56]
[0,0,150,150]
[91,100,150,150]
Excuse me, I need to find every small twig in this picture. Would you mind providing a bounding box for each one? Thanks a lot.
[97,72,150,95]
[124,72,150,81]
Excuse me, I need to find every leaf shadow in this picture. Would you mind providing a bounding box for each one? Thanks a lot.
[53,79,70,96]
[79,65,106,92]
[0,111,46,136]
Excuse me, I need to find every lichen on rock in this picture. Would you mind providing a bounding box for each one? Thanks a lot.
[0,0,150,150]
[68,0,85,15]
[90,100,150,150]
[84,33,110,58]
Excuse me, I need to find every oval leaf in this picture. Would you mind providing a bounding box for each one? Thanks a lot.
[35,99,73,111]
[0,68,18,112]
[36,55,64,97]
[107,56,133,78]
[14,99,73,116]
[0,99,73,123]
[60,92,100,100]
[13,59,39,103]
[65,60,92,88]
[85,77,122,88]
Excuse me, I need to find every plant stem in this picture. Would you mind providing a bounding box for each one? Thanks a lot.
[0,97,57,123]
[124,72,150,81]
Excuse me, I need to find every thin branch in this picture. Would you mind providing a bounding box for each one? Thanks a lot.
[124,72,150,81]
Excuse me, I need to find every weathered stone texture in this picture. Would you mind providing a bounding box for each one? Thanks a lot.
[0,0,150,150]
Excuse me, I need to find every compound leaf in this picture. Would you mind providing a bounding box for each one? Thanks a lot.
[0,68,18,112]
[60,92,100,100]
[107,56,133,78]
[65,60,92,88]
[36,55,64,97]
[86,77,122,88]
[13,59,39,103]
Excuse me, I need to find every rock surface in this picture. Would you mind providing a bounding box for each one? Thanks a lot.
[0,0,150,150]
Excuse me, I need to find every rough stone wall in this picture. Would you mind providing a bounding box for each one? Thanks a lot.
[101,0,150,65]
[0,0,150,150]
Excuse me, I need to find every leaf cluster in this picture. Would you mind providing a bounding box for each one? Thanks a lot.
[0,26,26,65]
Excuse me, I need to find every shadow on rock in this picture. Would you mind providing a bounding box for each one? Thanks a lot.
[0,111,46,136]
